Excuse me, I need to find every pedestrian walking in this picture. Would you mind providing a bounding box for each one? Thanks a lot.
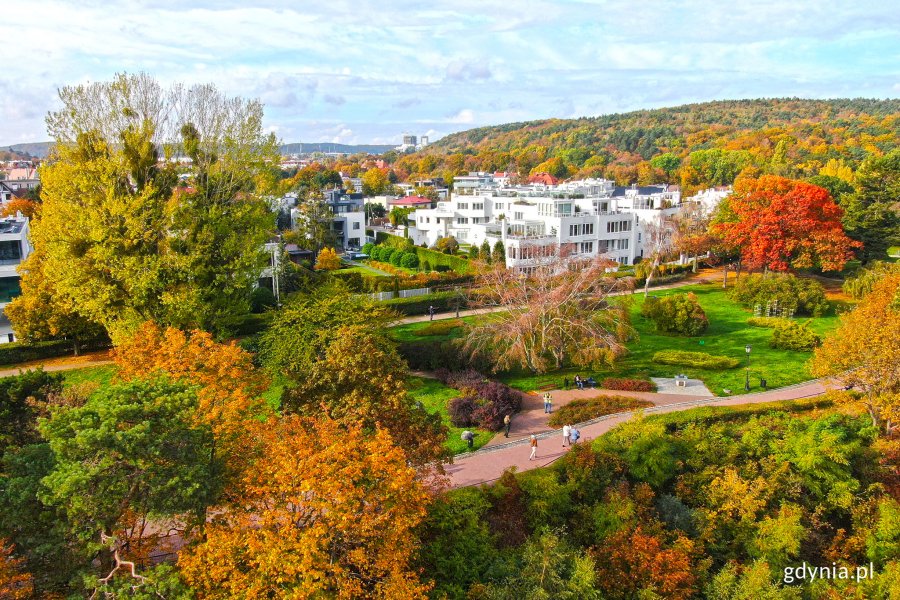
[428,305,435,321]
[570,427,580,444]
[462,430,474,449]
[529,434,537,460]
[562,424,571,447]
[503,414,512,437]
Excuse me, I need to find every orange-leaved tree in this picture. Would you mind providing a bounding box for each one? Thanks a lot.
[178,415,433,599]
[114,322,272,494]
[711,175,860,272]
[0,540,34,599]
[811,273,900,435]
[0,198,39,219]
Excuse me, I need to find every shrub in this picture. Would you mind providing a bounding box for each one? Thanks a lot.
[641,293,708,336]
[390,250,405,266]
[400,252,420,269]
[361,242,374,256]
[547,396,653,427]
[369,246,382,261]
[746,317,788,328]
[413,319,464,337]
[422,259,432,271]
[601,378,656,392]
[250,286,277,313]
[652,350,740,370]
[380,247,396,263]
[446,370,486,394]
[770,320,822,351]
[448,396,478,427]
[727,273,829,316]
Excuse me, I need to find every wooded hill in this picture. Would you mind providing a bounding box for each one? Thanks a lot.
[394,98,900,192]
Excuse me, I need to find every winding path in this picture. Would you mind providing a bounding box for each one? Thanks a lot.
[446,378,833,488]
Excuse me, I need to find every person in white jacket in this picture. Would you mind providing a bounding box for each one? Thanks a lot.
[562,424,571,447]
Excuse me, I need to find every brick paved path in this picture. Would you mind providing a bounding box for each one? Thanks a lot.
[446,379,832,488]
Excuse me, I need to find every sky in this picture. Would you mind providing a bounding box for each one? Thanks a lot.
[2,0,899,146]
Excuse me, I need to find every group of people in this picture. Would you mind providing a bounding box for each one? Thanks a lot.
[572,375,596,390]
[528,424,580,460]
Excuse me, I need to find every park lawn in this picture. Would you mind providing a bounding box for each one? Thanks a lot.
[406,376,492,454]
[61,364,118,389]
[497,283,843,396]
[338,263,390,276]
[389,315,481,343]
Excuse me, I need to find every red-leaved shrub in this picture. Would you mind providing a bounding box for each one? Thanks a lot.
[601,378,656,392]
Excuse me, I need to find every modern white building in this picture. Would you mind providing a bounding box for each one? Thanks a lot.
[409,179,684,270]
[0,215,33,343]
[290,188,366,251]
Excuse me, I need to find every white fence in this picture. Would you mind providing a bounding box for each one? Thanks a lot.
[366,287,432,302]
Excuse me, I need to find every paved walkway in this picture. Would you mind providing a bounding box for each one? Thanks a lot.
[446,378,833,488]
[484,386,711,448]
[0,349,114,378]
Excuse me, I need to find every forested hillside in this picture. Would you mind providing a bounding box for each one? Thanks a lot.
[393,99,900,193]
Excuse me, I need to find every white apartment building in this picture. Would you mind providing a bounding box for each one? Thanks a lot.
[409,179,683,270]
[0,215,33,343]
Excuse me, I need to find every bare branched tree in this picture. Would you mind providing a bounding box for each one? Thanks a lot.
[636,215,677,297]
[463,246,635,373]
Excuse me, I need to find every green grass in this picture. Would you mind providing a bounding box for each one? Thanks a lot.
[338,263,391,276]
[406,376,492,454]
[389,315,480,343]
[61,364,117,389]
[402,283,843,396]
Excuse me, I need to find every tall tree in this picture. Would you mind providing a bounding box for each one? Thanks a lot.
[282,324,449,468]
[5,249,104,354]
[711,175,859,272]
[464,251,633,373]
[362,167,390,196]
[811,273,900,435]
[113,322,271,500]
[29,73,278,340]
[178,416,433,599]
[839,149,900,263]
[637,216,676,297]
[39,379,223,592]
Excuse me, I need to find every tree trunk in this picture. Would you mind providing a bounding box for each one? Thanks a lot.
[643,257,659,298]
[73,337,80,357]
[722,264,728,289]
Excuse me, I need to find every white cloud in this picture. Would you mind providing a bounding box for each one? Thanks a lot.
[0,0,897,144]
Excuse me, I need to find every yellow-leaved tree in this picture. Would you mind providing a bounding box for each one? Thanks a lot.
[314,247,341,270]
[178,415,433,599]
[811,273,900,434]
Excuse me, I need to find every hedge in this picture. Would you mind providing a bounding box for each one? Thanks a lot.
[382,290,465,316]
[746,317,788,328]
[601,378,656,392]
[224,312,274,337]
[0,337,111,366]
[652,350,740,370]
[547,395,653,427]
[379,233,471,274]
[770,320,822,351]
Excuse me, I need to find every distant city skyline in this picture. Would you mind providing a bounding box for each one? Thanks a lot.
[2,0,899,146]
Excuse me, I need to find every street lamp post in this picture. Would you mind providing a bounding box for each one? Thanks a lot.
[744,345,752,391]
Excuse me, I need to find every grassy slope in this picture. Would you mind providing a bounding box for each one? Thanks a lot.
[406,376,492,454]
[392,282,844,396]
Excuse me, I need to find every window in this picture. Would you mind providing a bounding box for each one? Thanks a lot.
[580,241,593,253]
[473,203,484,210]
[584,223,594,235]
[352,222,360,230]
[457,203,469,210]
[456,217,469,225]
[514,212,524,220]
[569,224,577,237]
